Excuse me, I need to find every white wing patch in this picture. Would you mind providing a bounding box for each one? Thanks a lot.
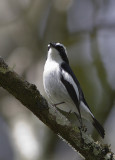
[61,69,79,100]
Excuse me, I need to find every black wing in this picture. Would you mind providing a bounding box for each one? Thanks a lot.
[60,62,90,110]
[60,62,80,114]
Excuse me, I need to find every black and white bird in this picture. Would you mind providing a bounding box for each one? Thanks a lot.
[43,42,105,138]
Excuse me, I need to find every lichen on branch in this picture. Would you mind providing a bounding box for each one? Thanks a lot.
[0,57,114,160]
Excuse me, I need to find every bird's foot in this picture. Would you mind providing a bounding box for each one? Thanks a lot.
[78,125,87,133]
[67,110,72,118]
[78,125,87,144]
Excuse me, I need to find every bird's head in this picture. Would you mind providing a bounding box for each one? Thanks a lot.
[47,42,69,64]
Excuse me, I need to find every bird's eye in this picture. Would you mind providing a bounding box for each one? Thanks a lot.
[56,46,65,53]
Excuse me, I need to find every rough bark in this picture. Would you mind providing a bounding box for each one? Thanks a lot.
[0,57,114,160]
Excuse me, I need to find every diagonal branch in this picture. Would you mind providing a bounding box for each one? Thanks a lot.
[0,57,114,160]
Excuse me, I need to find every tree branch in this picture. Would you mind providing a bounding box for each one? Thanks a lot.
[0,57,114,160]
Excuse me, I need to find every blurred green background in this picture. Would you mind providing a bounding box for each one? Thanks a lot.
[0,0,115,160]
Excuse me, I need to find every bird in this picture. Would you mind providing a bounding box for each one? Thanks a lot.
[43,42,105,138]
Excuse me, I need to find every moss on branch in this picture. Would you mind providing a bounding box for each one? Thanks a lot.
[0,57,114,160]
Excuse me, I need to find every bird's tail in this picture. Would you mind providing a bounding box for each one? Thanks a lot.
[92,117,105,138]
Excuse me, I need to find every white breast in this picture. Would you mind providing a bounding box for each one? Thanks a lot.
[43,60,60,102]
[43,60,69,102]
[43,59,78,113]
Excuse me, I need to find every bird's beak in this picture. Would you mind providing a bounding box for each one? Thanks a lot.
[48,42,56,50]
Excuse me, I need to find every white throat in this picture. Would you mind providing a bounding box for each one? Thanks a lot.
[47,48,63,64]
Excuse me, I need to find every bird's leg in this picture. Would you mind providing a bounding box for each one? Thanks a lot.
[67,110,72,118]
[68,110,72,115]
[74,112,82,127]
[53,102,65,107]
[74,112,87,144]
[77,102,87,132]
[74,113,83,136]
[74,113,87,132]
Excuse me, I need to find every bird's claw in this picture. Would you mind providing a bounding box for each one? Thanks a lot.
[78,125,87,133]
